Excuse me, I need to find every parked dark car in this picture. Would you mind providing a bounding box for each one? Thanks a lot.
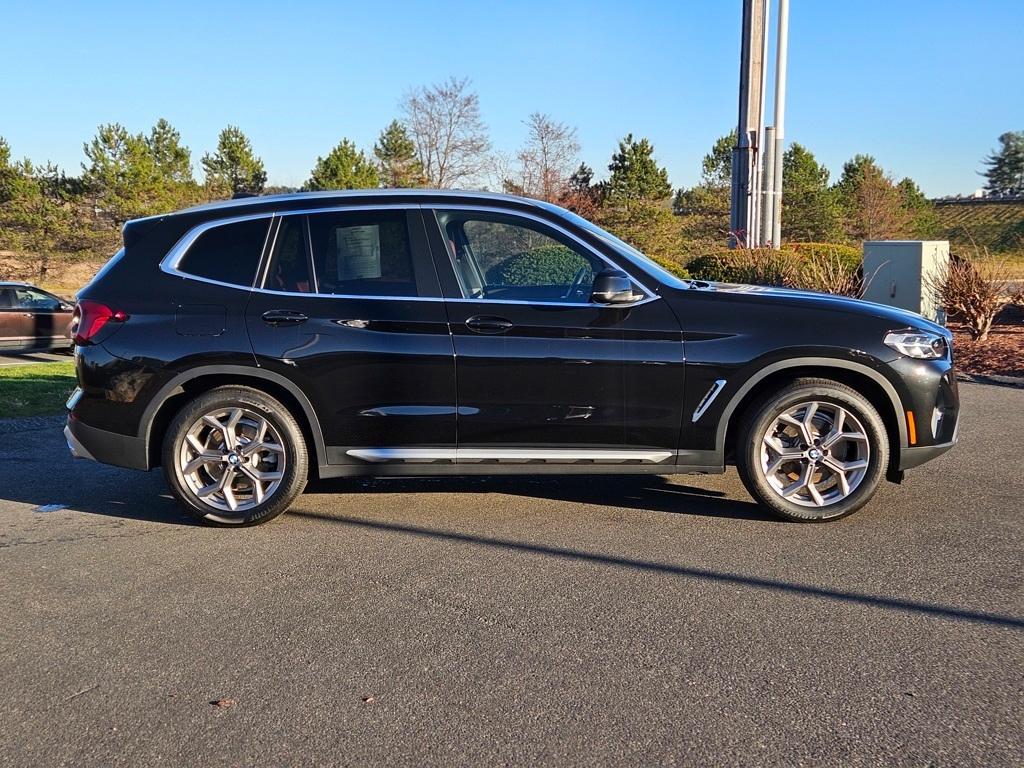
[64,190,959,525]
[0,282,74,352]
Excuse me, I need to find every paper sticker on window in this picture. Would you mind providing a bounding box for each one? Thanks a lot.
[337,225,382,281]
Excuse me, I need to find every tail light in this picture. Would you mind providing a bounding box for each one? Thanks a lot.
[71,300,129,345]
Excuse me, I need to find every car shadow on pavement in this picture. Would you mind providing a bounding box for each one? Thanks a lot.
[286,507,1024,631]
[305,474,776,522]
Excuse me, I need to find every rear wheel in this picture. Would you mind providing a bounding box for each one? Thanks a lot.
[736,378,888,522]
[162,386,308,526]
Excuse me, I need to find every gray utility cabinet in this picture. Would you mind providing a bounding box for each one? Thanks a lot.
[861,241,950,322]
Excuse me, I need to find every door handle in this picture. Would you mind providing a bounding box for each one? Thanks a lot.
[261,309,308,326]
[465,315,513,334]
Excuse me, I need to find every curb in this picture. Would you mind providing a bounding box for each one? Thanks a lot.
[956,372,1024,389]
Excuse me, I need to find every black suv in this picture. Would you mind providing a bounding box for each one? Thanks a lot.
[65,191,959,525]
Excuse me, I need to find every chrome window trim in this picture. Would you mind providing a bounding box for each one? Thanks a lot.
[160,211,278,292]
[159,202,661,308]
[160,204,425,297]
[425,204,660,308]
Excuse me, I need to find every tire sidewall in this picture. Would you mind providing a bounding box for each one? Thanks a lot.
[162,388,307,526]
[739,382,889,522]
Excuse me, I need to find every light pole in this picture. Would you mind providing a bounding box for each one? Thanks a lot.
[729,0,768,249]
[731,0,789,249]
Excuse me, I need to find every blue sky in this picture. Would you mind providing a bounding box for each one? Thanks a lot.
[1,0,1020,196]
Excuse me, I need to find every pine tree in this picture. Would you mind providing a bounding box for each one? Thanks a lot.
[82,123,163,222]
[304,139,379,191]
[606,134,672,203]
[201,126,267,196]
[982,131,1024,195]
[781,143,841,242]
[672,131,734,243]
[146,118,193,185]
[373,120,423,188]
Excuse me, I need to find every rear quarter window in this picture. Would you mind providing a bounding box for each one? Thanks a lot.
[176,218,270,287]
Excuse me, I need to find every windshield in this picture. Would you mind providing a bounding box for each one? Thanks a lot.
[537,202,691,290]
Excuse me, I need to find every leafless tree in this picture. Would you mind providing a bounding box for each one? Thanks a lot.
[504,113,581,202]
[846,165,911,240]
[401,77,490,188]
[925,248,1023,342]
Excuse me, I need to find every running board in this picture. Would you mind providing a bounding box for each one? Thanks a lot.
[345,447,675,465]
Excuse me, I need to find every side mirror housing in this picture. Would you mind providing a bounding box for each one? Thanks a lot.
[590,269,641,304]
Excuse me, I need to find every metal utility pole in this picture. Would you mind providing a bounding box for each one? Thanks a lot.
[768,0,789,247]
[729,0,768,248]
[731,0,789,249]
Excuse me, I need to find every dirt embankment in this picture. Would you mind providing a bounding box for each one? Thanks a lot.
[0,252,104,298]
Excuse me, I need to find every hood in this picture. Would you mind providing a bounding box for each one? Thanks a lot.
[681,280,950,336]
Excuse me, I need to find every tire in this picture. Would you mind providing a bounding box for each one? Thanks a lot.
[161,386,308,526]
[736,378,889,522]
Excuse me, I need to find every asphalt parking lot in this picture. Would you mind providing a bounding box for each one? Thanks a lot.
[1,382,1021,766]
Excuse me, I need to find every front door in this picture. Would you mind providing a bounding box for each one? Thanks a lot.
[423,207,685,464]
[245,207,457,465]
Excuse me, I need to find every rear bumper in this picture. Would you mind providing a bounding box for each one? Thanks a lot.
[65,417,149,471]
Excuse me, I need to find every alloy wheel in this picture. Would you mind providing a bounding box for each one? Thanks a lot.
[177,407,286,513]
[759,400,870,509]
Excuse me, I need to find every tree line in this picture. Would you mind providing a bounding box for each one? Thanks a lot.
[1,74,1020,280]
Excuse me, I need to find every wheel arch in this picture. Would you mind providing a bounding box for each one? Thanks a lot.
[140,366,328,471]
[718,358,907,469]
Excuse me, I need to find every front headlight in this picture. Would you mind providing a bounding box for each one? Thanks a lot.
[884,330,948,359]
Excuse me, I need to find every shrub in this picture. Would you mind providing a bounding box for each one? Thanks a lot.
[785,242,861,270]
[685,243,865,297]
[798,251,865,297]
[487,245,591,286]
[925,249,1023,342]
[686,248,799,287]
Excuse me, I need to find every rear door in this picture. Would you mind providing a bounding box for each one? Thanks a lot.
[0,288,34,350]
[245,206,457,465]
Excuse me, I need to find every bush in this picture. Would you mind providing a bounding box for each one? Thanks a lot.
[487,245,591,286]
[686,248,799,286]
[925,249,1023,342]
[785,242,861,270]
[685,243,865,297]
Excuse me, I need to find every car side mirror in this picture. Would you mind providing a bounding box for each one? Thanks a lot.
[590,269,641,305]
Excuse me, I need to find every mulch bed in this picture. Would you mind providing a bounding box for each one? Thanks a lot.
[950,304,1024,378]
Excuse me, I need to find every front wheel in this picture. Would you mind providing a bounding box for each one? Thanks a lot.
[736,378,889,522]
[162,386,308,526]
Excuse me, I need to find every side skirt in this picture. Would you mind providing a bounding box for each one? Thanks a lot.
[318,447,723,479]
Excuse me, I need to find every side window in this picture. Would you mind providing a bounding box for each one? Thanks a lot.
[264,216,312,293]
[176,218,270,287]
[0,288,15,309]
[13,288,61,311]
[435,211,601,303]
[308,210,417,297]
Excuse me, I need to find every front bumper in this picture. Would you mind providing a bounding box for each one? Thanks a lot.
[889,357,960,472]
[64,416,149,470]
[898,437,957,470]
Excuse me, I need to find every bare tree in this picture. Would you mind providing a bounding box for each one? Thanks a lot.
[505,113,580,202]
[401,77,490,188]
[925,248,1023,342]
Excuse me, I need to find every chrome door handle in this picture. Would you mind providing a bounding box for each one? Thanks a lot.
[261,309,308,326]
[465,315,513,334]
